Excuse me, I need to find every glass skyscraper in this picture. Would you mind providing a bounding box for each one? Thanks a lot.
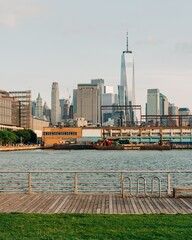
[119,33,136,125]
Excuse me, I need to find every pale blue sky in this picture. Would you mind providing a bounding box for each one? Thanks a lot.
[0,0,192,112]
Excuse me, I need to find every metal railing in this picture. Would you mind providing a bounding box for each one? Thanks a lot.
[0,170,192,197]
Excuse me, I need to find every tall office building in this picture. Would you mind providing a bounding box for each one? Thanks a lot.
[0,90,19,126]
[51,82,61,125]
[91,79,104,95]
[168,103,179,126]
[72,89,77,118]
[60,99,70,120]
[76,84,100,124]
[119,33,136,124]
[35,93,43,119]
[179,107,191,126]
[146,89,160,125]
[160,93,169,115]
[146,89,160,116]
[32,101,36,116]
[43,102,51,122]
[160,93,169,126]
[9,90,32,129]
[91,79,104,118]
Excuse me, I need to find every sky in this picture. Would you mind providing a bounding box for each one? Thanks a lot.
[0,0,192,113]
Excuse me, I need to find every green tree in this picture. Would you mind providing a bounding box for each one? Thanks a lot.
[15,129,37,144]
[0,130,19,145]
[28,129,37,144]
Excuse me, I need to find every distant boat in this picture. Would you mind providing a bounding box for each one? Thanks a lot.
[93,144,171,151]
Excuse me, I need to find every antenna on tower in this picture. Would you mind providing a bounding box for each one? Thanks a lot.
[126,31,129,52]
[123,31,132,54]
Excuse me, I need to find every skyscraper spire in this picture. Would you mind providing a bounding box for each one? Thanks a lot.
[126,31,129,52]
[123,31,132,53]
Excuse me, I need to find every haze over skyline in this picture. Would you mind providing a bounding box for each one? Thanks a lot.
[0,0,192,112]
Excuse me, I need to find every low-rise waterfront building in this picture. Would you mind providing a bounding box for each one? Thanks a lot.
[42,127,82,146]
[42,126,192,147]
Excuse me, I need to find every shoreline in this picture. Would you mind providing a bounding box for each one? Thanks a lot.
[1,144,192,151]
[0,145,42,152]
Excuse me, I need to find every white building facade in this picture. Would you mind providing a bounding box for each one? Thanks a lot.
[51,82,61,125]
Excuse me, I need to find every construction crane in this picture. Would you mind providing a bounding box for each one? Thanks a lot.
[67,88,71,105]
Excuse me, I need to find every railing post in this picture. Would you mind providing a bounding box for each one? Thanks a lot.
[167,173,171,195]
[28,173,32,194]
[120,172,124,197]
[74,173,78,194]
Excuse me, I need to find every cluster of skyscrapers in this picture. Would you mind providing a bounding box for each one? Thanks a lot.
[0,33,191,132]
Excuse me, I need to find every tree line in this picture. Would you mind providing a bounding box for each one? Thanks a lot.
[0,129,37,146]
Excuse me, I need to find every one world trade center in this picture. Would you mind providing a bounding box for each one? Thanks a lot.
[118,32,136,126]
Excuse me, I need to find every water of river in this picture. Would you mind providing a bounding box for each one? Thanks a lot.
[0,149,192,171]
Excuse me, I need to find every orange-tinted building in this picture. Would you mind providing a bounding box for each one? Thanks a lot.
[42,127,82,146]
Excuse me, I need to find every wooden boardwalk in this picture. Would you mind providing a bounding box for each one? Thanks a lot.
[0,194,192,214]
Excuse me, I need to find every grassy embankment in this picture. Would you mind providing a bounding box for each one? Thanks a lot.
[0,213,192,239]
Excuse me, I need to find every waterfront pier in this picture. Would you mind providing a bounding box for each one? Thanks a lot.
[0,194,192,214]
[0,170,192,214]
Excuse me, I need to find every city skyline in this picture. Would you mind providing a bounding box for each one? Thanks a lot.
[0,0,192,111]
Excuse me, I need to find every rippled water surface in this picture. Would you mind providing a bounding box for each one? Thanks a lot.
[0,149,192,171]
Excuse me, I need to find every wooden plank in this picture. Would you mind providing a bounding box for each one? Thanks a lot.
[130,198,140,214]
[57,195,71,213]
[143,198,157,214]
[87,195,94,214]
[116,195,122,214]
[84,195,93,214]
[1,194,192,215]
[40,195,62,213]
[59,194,75,213]
[92,195,99,214]
[58,194,76,213]
[15,195,43,213]
[100,195,106,214]
[150,198,166,214]
[21,195,43,213]
[1,194,28,213]
[67,195,79,213]
[121,196,129,214]
[157,198,173,214]
[172,198,192,214]
[125,196,135,214]
[35,195,55,214]
[179,199,192,213]
[28,195,49,213]
[53,195,69,213]
[165,198,185,214]
[19,195,43,213]
[62,195,78,213]
[80,195,89,213]
[0,194,25,211]
[109,195,113,214]
[138,198,149,214]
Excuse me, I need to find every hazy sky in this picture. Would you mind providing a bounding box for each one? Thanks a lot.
[0,0,192,112]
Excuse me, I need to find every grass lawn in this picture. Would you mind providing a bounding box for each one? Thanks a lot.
[0,213,192,240]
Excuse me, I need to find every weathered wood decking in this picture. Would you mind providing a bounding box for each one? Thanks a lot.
[0,194,192,214]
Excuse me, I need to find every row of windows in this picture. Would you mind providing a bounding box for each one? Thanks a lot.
[0,99,12,108]
[0,116,12,125]
[0,108,12,115]
[43,132,78,136]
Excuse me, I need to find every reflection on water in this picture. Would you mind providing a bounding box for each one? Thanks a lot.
[0,149,192,171]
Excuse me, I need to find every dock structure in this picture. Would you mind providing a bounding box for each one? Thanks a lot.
[1,170,192,214]
[0,194,192,214]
